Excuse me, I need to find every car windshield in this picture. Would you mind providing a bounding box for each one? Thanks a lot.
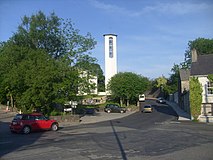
[14,114,23,120]
[35,115,47,120]
[144,105,151,108]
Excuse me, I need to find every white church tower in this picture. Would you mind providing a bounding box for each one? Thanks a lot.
[104,34,118,93]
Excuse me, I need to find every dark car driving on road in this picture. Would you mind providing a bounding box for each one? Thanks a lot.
[104,104,126,113]
[156,97,166,104]
[10,113,59,134]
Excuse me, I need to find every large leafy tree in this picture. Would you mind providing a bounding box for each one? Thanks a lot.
[108,72,150,106]
[0,11,97,113]
[11,11,96,63]
[181,38,213,68]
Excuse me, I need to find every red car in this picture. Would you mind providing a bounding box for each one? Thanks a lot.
[10,113,59,134]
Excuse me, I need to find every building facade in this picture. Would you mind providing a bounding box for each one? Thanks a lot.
[178,49,213,122]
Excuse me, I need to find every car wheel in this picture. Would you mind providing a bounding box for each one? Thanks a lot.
[120,110,124,113]
[51,123,58,131]
[22,126,31,134]
[107,110,111,113]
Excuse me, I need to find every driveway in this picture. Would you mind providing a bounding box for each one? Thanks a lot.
[60,110,137,127]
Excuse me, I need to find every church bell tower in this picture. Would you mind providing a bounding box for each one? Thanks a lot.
[104,34,118,93]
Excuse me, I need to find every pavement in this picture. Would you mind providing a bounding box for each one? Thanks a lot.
[59,111,137,127]
[166,100,192,121]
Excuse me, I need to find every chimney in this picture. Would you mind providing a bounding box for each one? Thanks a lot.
[191,48,197,63]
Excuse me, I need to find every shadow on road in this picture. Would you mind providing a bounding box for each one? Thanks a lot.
[153,104,178,120]
[110,120,127,160]
[0,121,43,158]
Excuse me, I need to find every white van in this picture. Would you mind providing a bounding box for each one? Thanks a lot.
[139,94,145,102]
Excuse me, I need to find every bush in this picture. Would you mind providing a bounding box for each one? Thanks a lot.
[50,109,62,116]
[190,77,202,120]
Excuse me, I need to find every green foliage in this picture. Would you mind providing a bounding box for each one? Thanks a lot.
[75,60,105,92]
[155,76,167,88]
[164,64,180,96]
[107,72,151,106]
[208,74,213,93]
[189,77,202,119]
[0,11,98,114]
[208,74,213,83]
[154,75,178,97]
[181,38,213,68]
[50,109,62,116]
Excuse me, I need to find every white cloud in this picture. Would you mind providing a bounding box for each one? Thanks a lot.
[89,0,131,15]
[142,2,211,15]
[89,0,213,17]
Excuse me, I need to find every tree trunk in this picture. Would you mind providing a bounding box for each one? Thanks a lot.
[120,98,123,107]
[10,95,14,111]
[127,99,129,107]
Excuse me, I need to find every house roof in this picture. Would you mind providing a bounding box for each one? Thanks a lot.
[191,54,213,76]
[179,69,190,81]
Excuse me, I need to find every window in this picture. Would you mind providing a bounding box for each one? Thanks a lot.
[29,115,36,120]
[35,115,46,120]
[207,82,213,95]
[22,115,29,120]
[14,114,23,120]
[109,37,113,58]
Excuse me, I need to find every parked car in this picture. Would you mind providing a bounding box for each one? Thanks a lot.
[156,97,166,104]
[142,104,153,113]
[84,108,95,115]
[104,104,126,113]
[10,113,59,134]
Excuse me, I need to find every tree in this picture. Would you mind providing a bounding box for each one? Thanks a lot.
[0,44,29,107]
[75,55,105,92]
[181,38,213,68]
[0,11,97,113]
[10,11,96,62]
[156,76,167,93]
[164,64,180,96]
[107,72,150,106]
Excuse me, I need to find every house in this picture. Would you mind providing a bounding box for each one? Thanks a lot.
[179,49,213,122]
[190,49,213,122]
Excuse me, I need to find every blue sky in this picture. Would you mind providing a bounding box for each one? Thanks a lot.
[0,0,213,79]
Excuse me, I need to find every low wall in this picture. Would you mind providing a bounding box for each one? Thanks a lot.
[50,115,80,123]
[198,115,213,123]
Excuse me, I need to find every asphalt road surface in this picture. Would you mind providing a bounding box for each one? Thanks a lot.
[0,100,213,160]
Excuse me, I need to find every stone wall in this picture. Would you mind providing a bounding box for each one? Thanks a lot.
[50,115,80,123]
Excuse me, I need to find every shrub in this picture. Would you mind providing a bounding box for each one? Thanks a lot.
[50,109,61,116]
[189,77,202,119]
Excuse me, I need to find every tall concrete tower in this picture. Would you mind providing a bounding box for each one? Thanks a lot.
[104,34,118,93]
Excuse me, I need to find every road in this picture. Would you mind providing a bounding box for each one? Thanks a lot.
[0,100,213,160]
